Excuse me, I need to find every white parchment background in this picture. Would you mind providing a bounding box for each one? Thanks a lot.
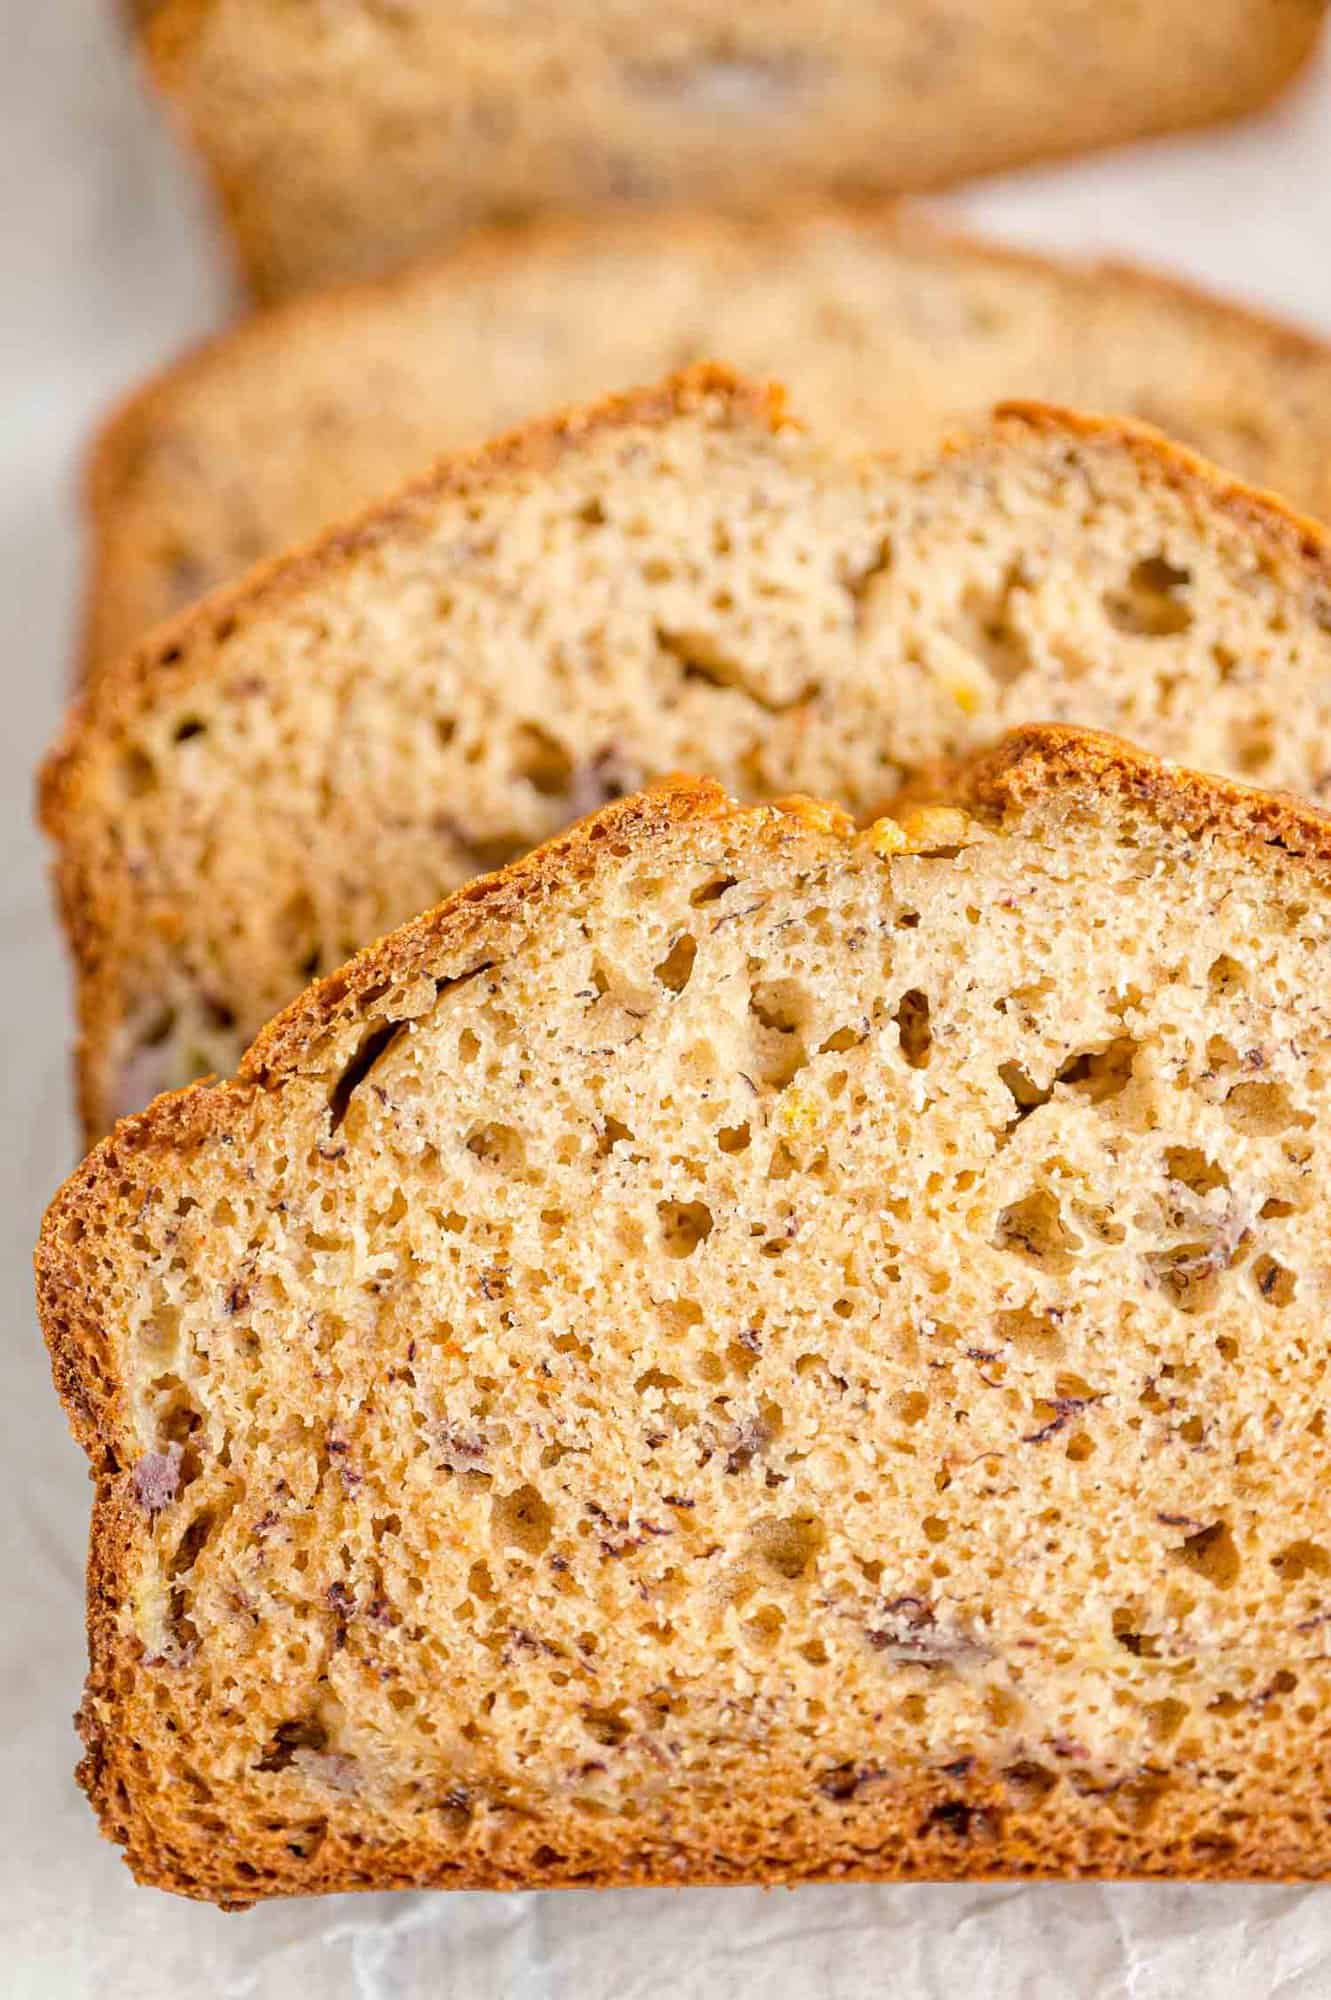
[4,5,1331,1993]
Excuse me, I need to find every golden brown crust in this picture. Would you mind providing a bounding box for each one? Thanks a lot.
[37,726,1331,1899]
[954,721,1331,866]
[993,399,1331,577]
[80,198,1331,678]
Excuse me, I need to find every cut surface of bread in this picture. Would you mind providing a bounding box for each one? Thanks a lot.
[139,0,1326,299]
[37,729,1331,1903]
[44,369,1331,1139]
[84,206,1331,671]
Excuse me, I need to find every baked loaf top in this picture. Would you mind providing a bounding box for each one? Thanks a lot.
[37,727,1331,1902]
[138,1,1326,298]
[84,205,1331,671]
[43,368,1331,1138]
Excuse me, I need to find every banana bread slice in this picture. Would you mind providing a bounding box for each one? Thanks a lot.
[137,0,1327,299]
[84,205,1331,671]
[43,368,1331,1139]
[37,729,1331,1902]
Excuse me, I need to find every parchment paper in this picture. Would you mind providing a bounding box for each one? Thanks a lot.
[5,7,1330,1991]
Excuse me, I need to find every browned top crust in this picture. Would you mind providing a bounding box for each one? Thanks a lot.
[994,401,1331,576]
[958,722,1331,865]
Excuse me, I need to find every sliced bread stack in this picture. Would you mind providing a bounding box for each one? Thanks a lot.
[38,0,1331,1920]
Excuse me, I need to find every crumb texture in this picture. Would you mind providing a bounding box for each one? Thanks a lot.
[89,208,1331,667]
[141,0,1325,297]
[53,383,1331,1134]
[39,760,1331,1899]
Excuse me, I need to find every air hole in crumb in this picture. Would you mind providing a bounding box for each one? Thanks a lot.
[511,723,574,798]
[1207,955,1247,999]
[583,1705,631,1747]
[172,716,207,744]
[1252,1255,1295,1307]
[1147,1697,1189,1742]
[727,1334,762,1377]
[657,1200,714,1258]
[1164,1147,1229,1197]
[1001,1761,1057,1809]
[256,1717,327,1773]
[1270,1539,1330,1582]
[1173,1521,1240,1589]
[654,934,697,993]
[120,747,157,798]
[328,1017,409,1130]
[1146,1242,1228,1313]
[1054,1037,1137,1102]
[745,1605,785,1649]
[956,566,1033,685]
[1224,1080,1310,1137]
[1111,1772,1171,1829]
[749,981,811,1089]
[1111,1610,1159,1658]
[994,1190,1077,1271]
[1103,555,1193,637]
[748,1514,825,1582]
[466,1122,525,1171]
[167,1509,214,1579]
[999,1061,1050,1118]
[691,874,737,906]
[597,1114,634,1158]
[892,990,932,1068]
[491,1485,553,1556]
[994,1304,1065,1359]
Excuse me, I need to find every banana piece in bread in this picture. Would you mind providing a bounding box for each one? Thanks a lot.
[36,729,1331,1902]
[43,369,1331,1138]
